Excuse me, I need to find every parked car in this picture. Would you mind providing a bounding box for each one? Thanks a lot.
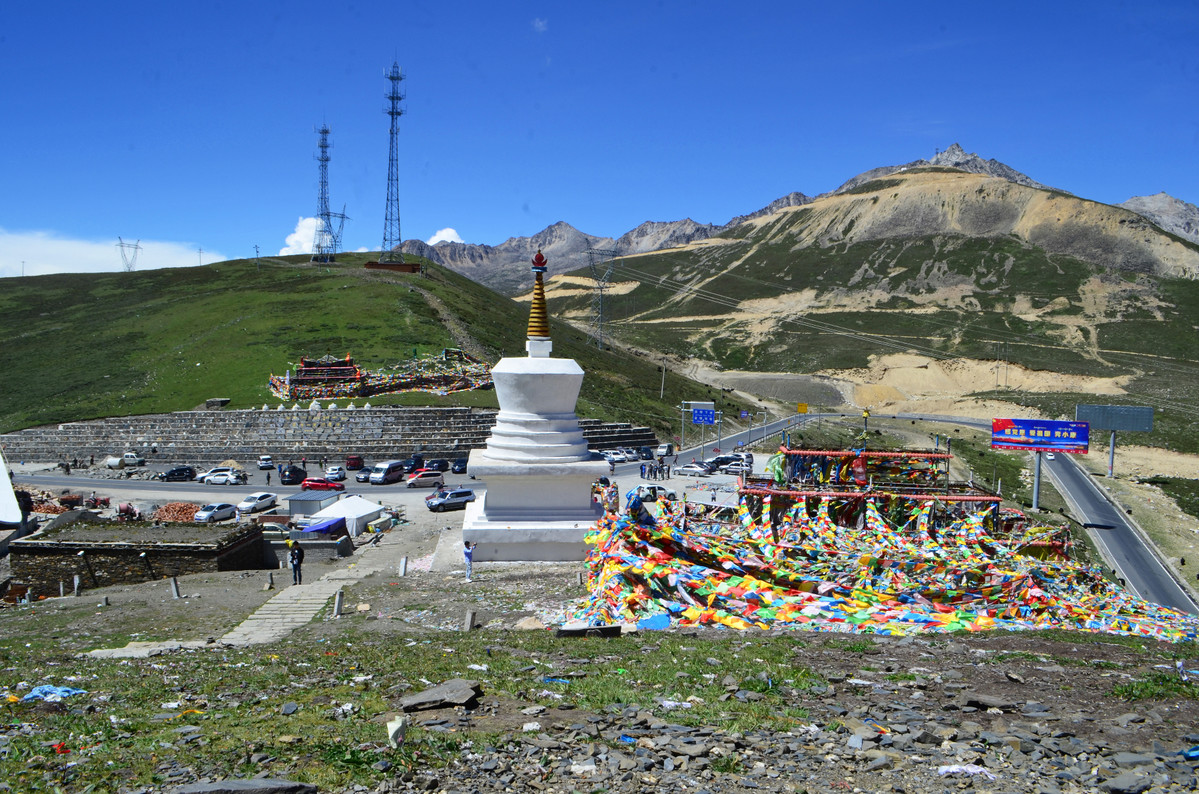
[638,447,655,460]
[634,484,678,502]
[325,465,347,481]
[676,463,712,477]
[194,503,236,523]
[706,455,739,470]
[603,449,626,463]
[451,458,468,474]
[656,443,675,457]
[157,466,196,482]
[722,461,754,476]
[406,469,445,489]
[202,470,247,485]
[368,460,405,485]
[280,465,307,486]
[195,466,234,482]
[426,488,476,512]
[300,477,345,492]
[355,468,372,483]
[237,492,277,513]
[257,455,275,470]
[345,454,365,470]
[426,458,450,472]
[400,455,425,474]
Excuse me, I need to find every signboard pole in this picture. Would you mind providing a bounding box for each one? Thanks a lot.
[1032,452,1042,511]
[1108,430,1116,478]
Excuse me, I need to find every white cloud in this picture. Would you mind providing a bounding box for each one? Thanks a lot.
[427,227,464,245]
[279,216,320,256]
[532,17,548,33]
[0,227,224,279]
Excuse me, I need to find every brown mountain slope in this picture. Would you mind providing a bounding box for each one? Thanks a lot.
[753,169,1199,278]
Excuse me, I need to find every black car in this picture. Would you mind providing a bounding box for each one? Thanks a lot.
[426,458,450,472]
[451,458,468,474]
[638,447,654,460]
[400,455,425,473]
[280,465,307,486]
[158,466,196,482]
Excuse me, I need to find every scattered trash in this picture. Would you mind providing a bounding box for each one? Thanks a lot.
[659,699,692,710]
[467,664,489,672]
[541,677,570,684]
[1180,745,1199,761]
[386,715,408,749]
[938,764,996,780]
[21,686,87,702]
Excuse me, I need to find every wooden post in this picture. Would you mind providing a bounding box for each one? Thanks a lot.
[463,610,476,632]
[171,577,181,599]
[576,571,584,586]
[59,581,65,598]
[399,557,408,577]
[332,589,344,617]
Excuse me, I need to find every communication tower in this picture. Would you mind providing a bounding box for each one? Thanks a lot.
[311,125,337,263]
[587,248,620,349]
[117,238,142,272]
[380,62,405,263]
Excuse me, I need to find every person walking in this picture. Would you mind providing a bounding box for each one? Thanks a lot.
[289,541,305,585]
[266,471,271,485]
[464,541,476,583]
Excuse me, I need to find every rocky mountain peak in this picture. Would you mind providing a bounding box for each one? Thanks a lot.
[1119,193,1199,244]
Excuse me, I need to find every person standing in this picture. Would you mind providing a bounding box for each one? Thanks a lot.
[464,541,476,583]
[266,470,271,485]
[289,541,305,585]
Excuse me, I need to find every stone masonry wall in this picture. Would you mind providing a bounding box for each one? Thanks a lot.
[9,526,264,598]
[0,407,658,466]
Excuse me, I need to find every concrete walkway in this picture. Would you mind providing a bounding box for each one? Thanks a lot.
[86,533,413,658]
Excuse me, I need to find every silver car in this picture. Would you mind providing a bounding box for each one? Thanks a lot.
[426,488,476,512]
[236,492,277,513]
[194,503,237,523]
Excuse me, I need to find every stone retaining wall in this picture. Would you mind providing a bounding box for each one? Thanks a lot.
[9,525,265,598]
[0,407,658,466]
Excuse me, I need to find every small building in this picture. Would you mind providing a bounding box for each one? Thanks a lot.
[306,495,385,538]
[284,490,343,519]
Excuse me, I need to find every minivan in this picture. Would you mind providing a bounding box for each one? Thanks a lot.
[345,454,365,470]
[369,460,406,485]
[655,443,675,457]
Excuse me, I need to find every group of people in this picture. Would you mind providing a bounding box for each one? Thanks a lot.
[640,459,671,480]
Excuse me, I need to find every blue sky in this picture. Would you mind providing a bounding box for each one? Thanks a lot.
[2,1,1197,278]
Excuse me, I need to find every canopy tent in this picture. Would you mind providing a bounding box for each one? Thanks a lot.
[307,495,385,537]
[296,516,348,538]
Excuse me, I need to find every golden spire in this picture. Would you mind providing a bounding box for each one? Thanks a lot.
[527,250,550,339]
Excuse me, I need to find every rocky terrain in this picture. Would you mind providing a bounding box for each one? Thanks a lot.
[394,144,1199,295]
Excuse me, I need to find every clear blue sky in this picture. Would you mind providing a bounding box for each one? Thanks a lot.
[3,1,1197,278]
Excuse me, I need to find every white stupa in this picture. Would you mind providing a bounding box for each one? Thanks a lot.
[461,250,608,560]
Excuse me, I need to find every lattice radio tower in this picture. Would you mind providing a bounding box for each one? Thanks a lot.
[380,62,405,263]
[311,124,341,263]
[587,248,620,349]
[117,237,142,272]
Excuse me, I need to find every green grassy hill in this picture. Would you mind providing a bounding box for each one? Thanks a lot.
[0,253,753,437]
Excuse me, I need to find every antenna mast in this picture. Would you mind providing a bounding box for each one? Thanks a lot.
[311,124,337,263]
[380,62,405,263]
[117,238,142,272]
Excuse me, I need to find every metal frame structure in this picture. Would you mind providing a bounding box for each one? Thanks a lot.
[116,238,141,272]
[587,248,619,349]
[380,62,405,263]
[311,124,340,263]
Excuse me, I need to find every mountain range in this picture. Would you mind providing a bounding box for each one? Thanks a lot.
[397,143,1199,294]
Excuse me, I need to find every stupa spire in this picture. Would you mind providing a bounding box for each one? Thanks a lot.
[526,250,551,355]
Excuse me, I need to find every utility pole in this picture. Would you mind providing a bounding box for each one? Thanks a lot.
[254,244,260,271]
[659,365,666,399]
[197,247,203,266]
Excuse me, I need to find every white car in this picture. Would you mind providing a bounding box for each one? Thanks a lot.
[325,465,347,481]
[204,470,247,485]
[237,492,277,513]
[723,461,754,476]
[257,455,275,470]
[195,466,234,482]
[676,463,712,477]
[406,469,445,489]
[605,449,627,463]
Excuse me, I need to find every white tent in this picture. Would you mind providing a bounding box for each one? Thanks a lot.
[0,448,23,527]
[308,495,385,538]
